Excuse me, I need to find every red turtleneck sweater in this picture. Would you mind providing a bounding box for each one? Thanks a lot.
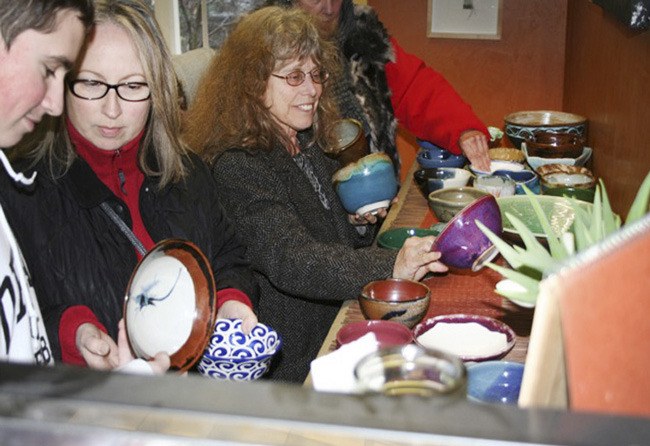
[59,121,252,366]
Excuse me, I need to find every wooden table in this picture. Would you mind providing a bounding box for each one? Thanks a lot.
[313,162,533,364]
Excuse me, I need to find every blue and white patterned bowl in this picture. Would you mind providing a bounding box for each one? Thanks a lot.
[197,319,281,381]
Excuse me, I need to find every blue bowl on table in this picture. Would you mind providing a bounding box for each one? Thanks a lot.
[467,361,524,405]
[493,169,540,195]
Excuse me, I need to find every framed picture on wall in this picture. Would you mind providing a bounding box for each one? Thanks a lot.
[427,0,503,40]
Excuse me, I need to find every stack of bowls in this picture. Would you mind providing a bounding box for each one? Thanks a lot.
[416,139,467,169]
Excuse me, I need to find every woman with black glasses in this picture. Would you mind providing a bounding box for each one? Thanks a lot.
[7,0,258,370]
[184,6,447,383]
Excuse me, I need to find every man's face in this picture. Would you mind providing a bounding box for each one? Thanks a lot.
[0,9,85,147]
[295,0,343,36]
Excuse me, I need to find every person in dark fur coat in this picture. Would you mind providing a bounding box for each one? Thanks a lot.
[185,6,448,383]
[265,0,491,174]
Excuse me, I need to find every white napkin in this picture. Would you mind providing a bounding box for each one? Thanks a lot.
[310,332,378,394]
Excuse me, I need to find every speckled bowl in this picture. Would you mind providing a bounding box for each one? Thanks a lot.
[537,164,597,191]
[431,194,502,271]
[413,314,516,362]
[467,361,524,404]
[333,153,398,215]
[427,187,490,223]
[359,279,430,328]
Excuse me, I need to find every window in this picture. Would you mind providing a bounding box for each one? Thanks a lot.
[152,0,265,54]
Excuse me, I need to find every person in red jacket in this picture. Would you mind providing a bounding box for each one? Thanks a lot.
[265,0,491,173]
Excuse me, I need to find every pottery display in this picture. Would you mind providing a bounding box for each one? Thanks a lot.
[123,239,217,372]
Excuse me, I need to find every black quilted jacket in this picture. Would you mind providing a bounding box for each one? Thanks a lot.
[212,140,398,383]
[2,151,258,361]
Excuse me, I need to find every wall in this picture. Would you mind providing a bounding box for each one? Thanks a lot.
[368,0,568,180]
[564,0,650,215]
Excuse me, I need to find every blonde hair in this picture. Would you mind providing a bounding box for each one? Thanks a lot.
[20,0,187,186]
[184,6,339,162]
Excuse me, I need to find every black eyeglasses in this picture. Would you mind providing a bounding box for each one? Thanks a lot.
[68,79,151,102]
[270,68,329,87]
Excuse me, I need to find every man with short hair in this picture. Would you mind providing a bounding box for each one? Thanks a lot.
[0,0,94,363]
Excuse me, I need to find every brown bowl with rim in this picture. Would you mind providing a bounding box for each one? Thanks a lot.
[525,131,585,159]
[359,279,430,329]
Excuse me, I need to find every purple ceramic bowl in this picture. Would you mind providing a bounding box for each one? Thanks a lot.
[413,314,516,362]
[431,194,502,271]
[336,320,413,349]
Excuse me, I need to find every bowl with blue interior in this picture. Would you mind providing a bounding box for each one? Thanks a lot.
[198,318,282,381]
[333,153,398,216]
[467,361,524,405]
[416,139,467,169]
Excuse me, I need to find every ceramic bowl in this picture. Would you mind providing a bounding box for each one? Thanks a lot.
[504,110,587,149]
[542,186,595,203]
[493,169,540,195]
[336,320,413,349]
[377,226,441,250]
[469,160,526,177]
[467,361,524,404]
[431,194,502,271]
[497,195,593,244]
[354,344,467,397]
[537,164,597,191]
[333,153,398,215]
[197,319,282,381]
[415,140,467,169]
[473,175,516,198]
[488,147,526,163]
[427,187,490,223]
[124,239,217,372]
[323,118,369,167]
[523,144,592,171]
[413,167,472,197]
[358,279,430,328]
[413,314,516,362]
[525,131,585,159]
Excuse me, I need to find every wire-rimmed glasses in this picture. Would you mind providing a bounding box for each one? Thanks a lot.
[68,79,151,102]
[270,68,329,87]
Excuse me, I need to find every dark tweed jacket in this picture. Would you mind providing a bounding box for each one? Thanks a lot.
[212,140,398,382]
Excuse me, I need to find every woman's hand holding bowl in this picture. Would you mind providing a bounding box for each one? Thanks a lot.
[392,235,448,281]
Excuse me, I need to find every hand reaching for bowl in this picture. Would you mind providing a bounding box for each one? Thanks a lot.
[392,236,448,281]
[217,300,259,334]
[459,130,490,173]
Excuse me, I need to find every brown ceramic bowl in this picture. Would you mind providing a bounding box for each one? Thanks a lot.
[525,131,585,159]
[359,279,430,329]
[537,164,597,191]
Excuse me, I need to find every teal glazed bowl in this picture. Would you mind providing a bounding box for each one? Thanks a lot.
[377,227,441,250]
[467,361,524,404]
[333,153,398,215]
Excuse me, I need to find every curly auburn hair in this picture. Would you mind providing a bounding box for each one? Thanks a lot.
[183,6,340,162]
